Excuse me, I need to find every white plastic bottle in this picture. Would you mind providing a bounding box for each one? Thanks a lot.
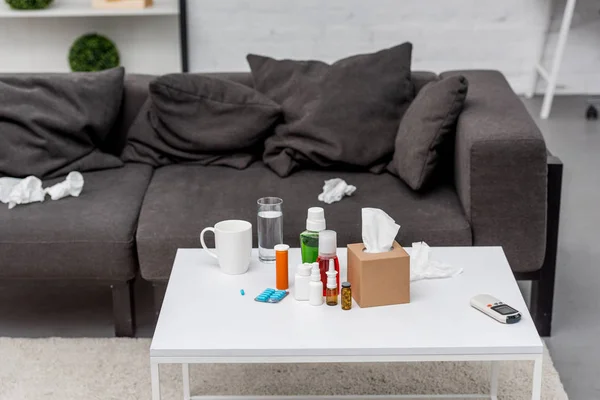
[294,263,312,301]
[309,263,324,306]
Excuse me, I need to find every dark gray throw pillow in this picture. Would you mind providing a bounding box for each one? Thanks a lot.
[247,42,414,177]
[121,74,281,168]
[388,75,469,191]
[0,67,125,178]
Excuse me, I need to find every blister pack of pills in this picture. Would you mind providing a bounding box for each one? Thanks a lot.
[254,288,288,303]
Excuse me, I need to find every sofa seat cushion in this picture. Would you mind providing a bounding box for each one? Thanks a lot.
[137,163,472,281]
[0,164,153,280]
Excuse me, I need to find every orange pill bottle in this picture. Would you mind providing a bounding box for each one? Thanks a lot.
[274,244,289,290]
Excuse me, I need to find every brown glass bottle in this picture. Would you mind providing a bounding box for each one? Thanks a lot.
[326,287,338,306]
[341,282,352,310]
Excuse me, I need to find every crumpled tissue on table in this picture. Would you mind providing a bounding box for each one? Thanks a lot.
[0,171,84,209]
[318,178,356,204]
[410,241,463,282]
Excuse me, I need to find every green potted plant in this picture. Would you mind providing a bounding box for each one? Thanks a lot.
[5,0,53,10]
[68,33,120,72]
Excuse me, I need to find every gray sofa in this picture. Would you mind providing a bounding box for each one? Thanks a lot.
[0,70,562,337]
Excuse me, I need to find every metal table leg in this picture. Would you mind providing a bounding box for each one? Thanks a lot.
[490,361,499,400]
[531,356,543,400]
[151,360,161,400]
[183,363,191,400]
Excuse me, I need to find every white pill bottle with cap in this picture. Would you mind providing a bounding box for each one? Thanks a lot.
[294,263,312,301]
[309,263,323,306]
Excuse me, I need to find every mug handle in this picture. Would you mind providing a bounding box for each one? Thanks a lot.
[200,227,218,259]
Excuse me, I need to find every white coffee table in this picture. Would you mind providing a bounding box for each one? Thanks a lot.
[150,247,543,400]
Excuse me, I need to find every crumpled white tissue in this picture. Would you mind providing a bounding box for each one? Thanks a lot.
[362,208,400,253]
[410,241,463,282]
[318,178,356,204]
[44,171,84,200]
[0,177,22,204]
[0,172,84,209]
[0,176,46,209]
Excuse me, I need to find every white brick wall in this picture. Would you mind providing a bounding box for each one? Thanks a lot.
[188,0,551,94]
[6,0,598,95]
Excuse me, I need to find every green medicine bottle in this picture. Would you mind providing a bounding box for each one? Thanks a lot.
[300,207,326,264]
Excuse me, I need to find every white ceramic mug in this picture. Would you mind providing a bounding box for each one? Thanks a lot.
[200,220,252,275]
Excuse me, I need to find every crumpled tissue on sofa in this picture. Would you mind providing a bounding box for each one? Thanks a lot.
[318,178,356,204]
[0,171,84,209]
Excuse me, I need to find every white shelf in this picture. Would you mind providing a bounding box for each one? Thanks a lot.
[0,0,179,18]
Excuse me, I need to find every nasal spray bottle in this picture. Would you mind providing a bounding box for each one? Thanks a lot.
[309,263,323,306]
[325,259,338,306]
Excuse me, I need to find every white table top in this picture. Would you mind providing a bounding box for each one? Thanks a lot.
[151,247,543,359]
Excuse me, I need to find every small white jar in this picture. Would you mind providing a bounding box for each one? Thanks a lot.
[294,263,312,301]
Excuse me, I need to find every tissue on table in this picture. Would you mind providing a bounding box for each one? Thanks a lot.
[0,176,46,209]
[362,208,400,253]
[318,178,356,204]
[410,241,463,282]
[45,171,84,200]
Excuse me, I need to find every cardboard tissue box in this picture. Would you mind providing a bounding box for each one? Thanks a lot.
[347,241,410,308]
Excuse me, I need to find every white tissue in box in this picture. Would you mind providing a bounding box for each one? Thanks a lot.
[361,208,400,253]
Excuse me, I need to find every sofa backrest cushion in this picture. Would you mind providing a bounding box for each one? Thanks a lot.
[248,43,415,176]
[0,67,125,178]
[120,73,281,168]
[388,75,469,190]
[110,70,438,157]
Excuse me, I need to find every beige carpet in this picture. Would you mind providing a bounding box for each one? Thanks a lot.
[0,338,567,400]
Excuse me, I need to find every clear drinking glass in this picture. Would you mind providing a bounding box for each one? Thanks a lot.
[257,197,283,262]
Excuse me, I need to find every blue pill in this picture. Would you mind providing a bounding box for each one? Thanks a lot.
[240,289,245,296]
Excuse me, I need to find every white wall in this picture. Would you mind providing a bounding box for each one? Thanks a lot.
[4,0,600,95]
[539,0,600,94]
[187,0,551,94]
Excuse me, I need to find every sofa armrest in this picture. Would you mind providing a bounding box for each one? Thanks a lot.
[440,70,547,273]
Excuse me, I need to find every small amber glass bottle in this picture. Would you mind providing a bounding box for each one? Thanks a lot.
[341,282,352,310]
[326,287,338,306]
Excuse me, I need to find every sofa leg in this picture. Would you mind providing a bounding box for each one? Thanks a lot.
[530,265,556,337]
[530,155,562,337]
[153,282,167,322]
[111,281,135,337]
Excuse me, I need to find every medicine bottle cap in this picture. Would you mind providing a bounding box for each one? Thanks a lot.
[318,230,337,255]
[297,263,312,276]
[310,263,321,282]
[342,282,351,288]
[274,244,289,252]
[326,259,338,289]
[306,207,326,231]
